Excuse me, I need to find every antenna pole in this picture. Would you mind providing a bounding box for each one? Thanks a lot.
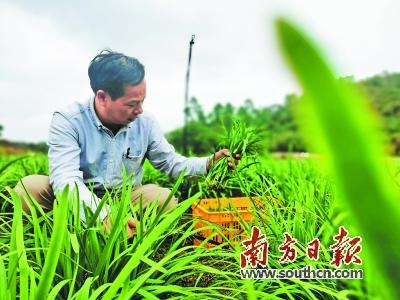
[183,34,195,156]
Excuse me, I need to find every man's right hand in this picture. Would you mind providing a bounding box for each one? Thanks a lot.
[102,216,136,239]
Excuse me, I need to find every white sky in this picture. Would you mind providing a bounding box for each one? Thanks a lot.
[1,0,399,142]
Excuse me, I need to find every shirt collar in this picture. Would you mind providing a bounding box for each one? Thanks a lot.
[88,97,133,131]
[88,97,104,130]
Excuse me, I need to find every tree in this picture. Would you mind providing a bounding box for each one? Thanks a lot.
[189,97,206,124]
[360,72,400,154]
[167,72,400,155]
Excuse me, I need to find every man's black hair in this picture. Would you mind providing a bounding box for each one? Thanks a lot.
[88,49,145,100]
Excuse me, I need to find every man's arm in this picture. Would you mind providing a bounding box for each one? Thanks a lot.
[145,117,209,178]
[48,112,108,222]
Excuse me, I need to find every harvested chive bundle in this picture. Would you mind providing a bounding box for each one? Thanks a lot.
[203,120,263,196]
[219,120,263,156]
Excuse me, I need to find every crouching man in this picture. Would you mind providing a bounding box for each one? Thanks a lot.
[14,49,237,237]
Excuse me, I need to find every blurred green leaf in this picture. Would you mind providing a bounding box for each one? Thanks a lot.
[276,17,400,299]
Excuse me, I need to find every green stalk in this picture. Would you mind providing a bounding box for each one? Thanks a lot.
[101,193,200,299]
[8,189,24,299]
[12,191,30,300]
[35,187,69,299]
[0,255,8,300]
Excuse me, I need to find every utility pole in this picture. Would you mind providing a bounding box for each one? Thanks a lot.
[183,35,195,156]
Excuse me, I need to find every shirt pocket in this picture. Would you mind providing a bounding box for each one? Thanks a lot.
[122,151,143,176]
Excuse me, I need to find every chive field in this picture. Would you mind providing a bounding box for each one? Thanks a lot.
[0,154,395,299]
[0,18,399,299]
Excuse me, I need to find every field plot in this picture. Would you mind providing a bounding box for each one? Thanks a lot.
[0,153,386,299]
[0,14,398,300]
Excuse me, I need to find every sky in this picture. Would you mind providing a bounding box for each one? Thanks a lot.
[1,0,399,142]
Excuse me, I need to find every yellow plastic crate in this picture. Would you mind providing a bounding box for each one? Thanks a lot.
[192,197,256,248]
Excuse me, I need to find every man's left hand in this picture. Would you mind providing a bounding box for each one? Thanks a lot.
[207,149,241,172]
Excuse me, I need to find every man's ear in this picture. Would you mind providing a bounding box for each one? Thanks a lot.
[96,90,108,102]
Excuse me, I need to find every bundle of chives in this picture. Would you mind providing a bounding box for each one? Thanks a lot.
[203,120,263,196]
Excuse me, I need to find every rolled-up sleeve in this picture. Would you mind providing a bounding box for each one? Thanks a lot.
[146,117,209,178]
[48,113,108,222]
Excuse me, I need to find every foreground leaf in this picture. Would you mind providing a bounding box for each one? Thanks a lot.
[35,188,69,299]
[276,18,400,299]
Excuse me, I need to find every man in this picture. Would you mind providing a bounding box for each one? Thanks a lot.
[14,50,238,236]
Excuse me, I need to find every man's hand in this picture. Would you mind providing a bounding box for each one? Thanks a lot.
[102,215,136,239]
[206,148,241,172]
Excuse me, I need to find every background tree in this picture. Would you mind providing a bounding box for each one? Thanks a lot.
[167,72,400,156]
[359,72,400,154]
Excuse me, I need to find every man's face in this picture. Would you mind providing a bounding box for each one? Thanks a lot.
[104,80,146,126]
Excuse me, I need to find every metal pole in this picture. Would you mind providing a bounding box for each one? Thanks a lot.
[183,35,195,156]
